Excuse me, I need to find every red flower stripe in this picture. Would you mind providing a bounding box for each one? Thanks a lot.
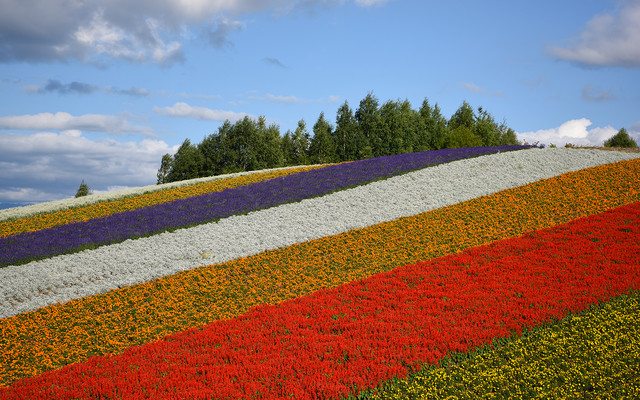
[3,201,639,399]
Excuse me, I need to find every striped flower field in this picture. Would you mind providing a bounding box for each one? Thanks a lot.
[1,146,639,399]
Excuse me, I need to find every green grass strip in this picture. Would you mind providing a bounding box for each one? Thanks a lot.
[358,290,640,399]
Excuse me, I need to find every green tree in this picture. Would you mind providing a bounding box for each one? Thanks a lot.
[198,132,224,177]
[75,179,92,198]
[496,120,520,145]
[355,92,380,158]
[254,117,284,169]
[334,101,358,161]
[378,99,417,155]
[474,106,500,146]
[294,119,311,164]
[449,100,476,130]
[447,125,482,148]
[283,119,311,165]
[309,112,336,164]
[419,99,449,150]
[231,116,260,171]
[281,130,295,166]
[604,127,638,148]
[169,138,206,181]
[156,153,174,184]
[397,99,418,153]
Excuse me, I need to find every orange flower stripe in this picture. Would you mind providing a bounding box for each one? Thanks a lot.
[0,159,639,386]
[0,165,325,238]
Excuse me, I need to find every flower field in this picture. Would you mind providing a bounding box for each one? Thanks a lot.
[1,146,639,399]
[0,145,520,268]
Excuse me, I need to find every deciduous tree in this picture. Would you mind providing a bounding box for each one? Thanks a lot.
[309,112,336,164]
[604,127,637,148]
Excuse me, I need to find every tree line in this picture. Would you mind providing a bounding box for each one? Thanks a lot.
[157,93,520,184]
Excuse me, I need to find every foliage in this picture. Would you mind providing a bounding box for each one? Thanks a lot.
[74,180,92,198]
[309,112,336,163]
[604,127,638,148]
[282,119,310,166]
[156,93,521,183]
[446,126,482,148]
[334,100,359,161]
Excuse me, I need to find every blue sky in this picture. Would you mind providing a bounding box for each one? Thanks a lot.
[1,0,639,207]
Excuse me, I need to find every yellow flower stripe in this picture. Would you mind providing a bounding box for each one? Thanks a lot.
[365,291,640,399]
[0,165,325,237]
[1,159,639,387]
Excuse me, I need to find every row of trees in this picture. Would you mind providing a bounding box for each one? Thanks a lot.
[157,94,520,184]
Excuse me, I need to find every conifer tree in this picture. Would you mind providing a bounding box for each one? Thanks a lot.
[75,179,92,198]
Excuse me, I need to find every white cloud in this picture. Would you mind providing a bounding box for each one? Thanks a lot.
[548,0,640,67]
[73,9,185,65]
[0,112,149,135]
[0,0,390,64]
[154,102,253,122]
[0,130,178,204]
[517,118,618,146]
[458,82,505,97]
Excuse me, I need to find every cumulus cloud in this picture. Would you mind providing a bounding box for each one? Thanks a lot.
[0,130,177,205]
[0,0,387,65]
[548,0,640,67]
[517,118,619,146]
[0,112,150,135]
[458,82,505,97]
[154,102,253,122]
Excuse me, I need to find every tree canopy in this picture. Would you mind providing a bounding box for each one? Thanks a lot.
[75,180,92,198]
[604,128,637,148]
[157,94,522,184]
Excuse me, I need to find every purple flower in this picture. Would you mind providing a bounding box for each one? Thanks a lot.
[0,146,530,267]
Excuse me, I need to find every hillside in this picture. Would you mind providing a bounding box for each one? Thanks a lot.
[1,146,639,399]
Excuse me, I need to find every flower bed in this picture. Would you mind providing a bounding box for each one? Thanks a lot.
[0,146,527,267]
[1,155,639,387]
[364,290,640,399]
[0,164,325,236]
[1,147,633,321]
[2,199,639,399]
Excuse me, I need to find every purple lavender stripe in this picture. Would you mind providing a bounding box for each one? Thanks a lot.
[0,146,530,267]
